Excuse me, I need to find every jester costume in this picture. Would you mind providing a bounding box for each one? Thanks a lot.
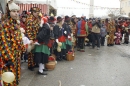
[107,21,116,46]
[0,17,24,86]
[25,8,40,70]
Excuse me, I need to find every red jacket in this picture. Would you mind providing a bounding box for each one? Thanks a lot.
[76,20,87,37]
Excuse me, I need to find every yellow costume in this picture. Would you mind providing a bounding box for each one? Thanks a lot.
[107,21,116,46]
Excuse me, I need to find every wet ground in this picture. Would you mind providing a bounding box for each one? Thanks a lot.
[19,43,130,86]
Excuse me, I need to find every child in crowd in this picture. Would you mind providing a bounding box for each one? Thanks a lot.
[100,24,107,46]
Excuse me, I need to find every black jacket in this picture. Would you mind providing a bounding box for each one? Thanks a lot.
[36,23,50,44]
[92,22,101,28]
[53,25,68,39]
[62,23,72,36]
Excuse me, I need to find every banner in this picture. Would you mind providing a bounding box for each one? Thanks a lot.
[70,0,120,10]
[58,7,120,10]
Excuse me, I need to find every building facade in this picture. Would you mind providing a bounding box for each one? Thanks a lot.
[121,0,130,16]
[0,0,6,13]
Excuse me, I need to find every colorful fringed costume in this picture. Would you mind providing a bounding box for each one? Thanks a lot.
[0,18,24,86]
[25,14,40,70]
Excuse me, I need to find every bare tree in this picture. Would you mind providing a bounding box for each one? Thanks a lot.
[107,8,120,19]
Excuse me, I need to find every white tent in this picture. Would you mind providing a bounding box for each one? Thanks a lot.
[101,16,111,19]
[118,15,129,18]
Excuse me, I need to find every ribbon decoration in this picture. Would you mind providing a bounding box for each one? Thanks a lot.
[70,0,120,10]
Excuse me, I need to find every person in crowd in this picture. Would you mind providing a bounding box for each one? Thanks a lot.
[20,14,27,30]
[0,10,2,23]
[33,17,50,75]
[91,18,101,49]
[63,16,73,55]
[20,14,28,62]
[115,29,122,45]
[107,20,116,46]
[76,16,88,52]
[53,16,67,61]
[48,16,56,55]
[25,7,41,71]
[0,1,25,85]
[123,27,129,44]
[100,23,107,46]
[86,18,93,46]
[70,15,77,47]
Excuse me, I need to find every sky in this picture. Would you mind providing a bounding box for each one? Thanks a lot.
[56,0,120,18]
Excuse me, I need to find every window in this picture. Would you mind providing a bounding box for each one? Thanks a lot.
[121,2,124,8]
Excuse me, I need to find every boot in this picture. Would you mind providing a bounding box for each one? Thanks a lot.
[62,55,67,60]
[37,71,47,75]
[56,57,62,61]
[28,67,34,71]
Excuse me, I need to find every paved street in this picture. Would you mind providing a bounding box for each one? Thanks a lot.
[19,43,130,86]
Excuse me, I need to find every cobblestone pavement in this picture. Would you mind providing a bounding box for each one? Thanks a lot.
[19,43,130,86]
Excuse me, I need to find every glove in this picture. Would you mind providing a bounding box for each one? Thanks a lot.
[56,39,59,43]
[34,42,40,45]
[68,36,71,38]
[6,60,14,67]
[71,33,73,37]
[64,31,67,34]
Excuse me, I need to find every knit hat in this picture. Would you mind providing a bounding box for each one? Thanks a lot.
[57,16,63,23]
[30,7,41,12]
[7,0,20,11]
[21,14,27,18]
[48,16,56,24]
[22,11,27,15]
[64,16,70,22]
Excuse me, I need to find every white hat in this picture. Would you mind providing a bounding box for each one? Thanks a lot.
[8,0,20,11]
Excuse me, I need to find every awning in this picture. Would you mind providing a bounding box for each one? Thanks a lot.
[17,3,48,14]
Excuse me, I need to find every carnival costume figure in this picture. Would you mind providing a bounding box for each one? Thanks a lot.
[33,17,50,75]
[63,16,73,53]
[0,1,24,85]
[76,16,88,52]
[53,16,67,61]
[115,29,122,45]
[25,7,40,71]
[107,20,116,46]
